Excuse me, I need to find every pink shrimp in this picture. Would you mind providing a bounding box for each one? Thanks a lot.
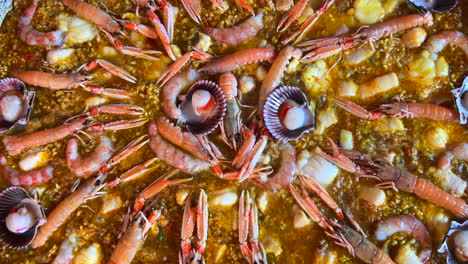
[162,68,200,120]
[0,154,53,186]
[438,143,468,170]
[258,46,302,113]
[11,70,90,90]
[375,215,432,263]
[66,136,115,178]
[202,13,264,45]
[148,121,211,174]
[18,0,64,46]
[253,142,297,190]
[199,48,276,74]
[425,30,468,59]
[2,116,89,156]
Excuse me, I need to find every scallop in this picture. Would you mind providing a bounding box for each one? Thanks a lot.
[408,0,457,13]
[179,80,227,135]
[452,76,468,124]
[438,220,468,263]
[0,78,35,133]
[263,86,315,141]
[0,187,45,249]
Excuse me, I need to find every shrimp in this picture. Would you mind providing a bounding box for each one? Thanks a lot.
[162,68,200,120]
[0,154,53,186]
[199,48,276,74]
[156,0,175,41]
[258,46,302,113]
[253,142,297,190]
[107,157,160,187]
[219,72,241,149]
[66,136,115,178]
[18,0,64,46]
[148,121,211,174]
[335,97,459,123]
[52,234,78,264]
[299,13,433,62]
[2,116,89,156]
[10,70,90,90]
[108,210,160,264]
[425,30,468,59]
[31,173,106,248]
[317,140,468,219]
[277,0,311,32]
[438,143,468,170]
[202,13,264,45]
[375,215,432,263]
[147,10,176,60]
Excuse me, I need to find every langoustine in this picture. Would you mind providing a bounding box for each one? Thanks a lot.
[200,48,276,74]
[0,154,53,186]
[202,13,264,45]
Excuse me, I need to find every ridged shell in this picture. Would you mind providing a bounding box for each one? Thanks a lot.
[408,0,457,12]
[0,78,35,133]
[0,187,45,249]
[438,220,468,264]
[452,76,467,125]
[180,80,227,135]
[263,86,315,141]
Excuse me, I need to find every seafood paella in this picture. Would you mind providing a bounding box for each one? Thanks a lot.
[0,0,466,263]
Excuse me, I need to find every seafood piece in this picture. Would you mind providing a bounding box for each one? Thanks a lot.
[200,48,276,74]
[108,209,160,264]
[0,0,12,27]
[239,191,267,264]
[425,31,468,59]
[47,48,75,65]
[79,59,137,83]
[452,76,468,124]
[300,176,344,219]
[18,0,64,46]
[296,150,338,187]
[317,140,468,219]
[375,215,432,263]
[118,20,158,39]
[148,122,211,174]
[88,104,145,116]
[408,0,457,13]
[202,13,264,45]
[156,0,175,41]
[219,73,240,149]
[358,73,399,99]
[438,220,468,263]
[433,169,466,197]
[234,0,254,15]
[438,143,468,170]
[19,151,48,171]
[180,190,208,264]
[258,46,302,113]
[179,80,227,135]
[108,157,160,187]
[57,14,97,45]
[157,49,212,87]
[162,68,200,120]
[263,86,315,141]
[101,30,161,61]
[335,97,459,123]
[100,194,122,214]
[66,136,115,178]
[74,242,101,264]
[402,28,427,48]
[0,187,46,249]
[253,142,297,190]
[0,154,53,186]
[180,0,201,23]
[277,0,311,32]
[147,10,176,60]
[0,78,35,134]
[31,174,106,248]
[82,86,133,100]
[52,234,77,264]
[359,186,386,207]
[299,13,433,62]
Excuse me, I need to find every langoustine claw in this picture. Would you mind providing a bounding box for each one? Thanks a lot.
[200,48,276,74]
[0,154,53,186]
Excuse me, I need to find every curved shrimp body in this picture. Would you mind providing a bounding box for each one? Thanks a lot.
[11,70,90,90]
[2,116,89,156]
[425,30,468,59]
[61,0,123,35]
[148,122,210,174]
[378,165,468,219]
[219,72,240,148]
[66,136,115,178]
[375,215,432,263]
[202,13,264,45]
[253,142,297,190]
[379,102,459,122]
[438,143,468,170]
[18,0,64,46]
[162,68,200,120]
[31,174,106,248]
[0,154,53,186]
[200,48,276,74]
[258,46,302,113]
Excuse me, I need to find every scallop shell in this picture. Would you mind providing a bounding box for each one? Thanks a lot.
[408,0,457,13]
[0,187,45,249]
[0,78,35,133]
[452,76,468,125]
[180,80,227,135]
[438,220,468,264]
[263,86,315,141]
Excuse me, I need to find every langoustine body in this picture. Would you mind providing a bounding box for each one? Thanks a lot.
[200,48,276,74]
[202,13,264,45]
